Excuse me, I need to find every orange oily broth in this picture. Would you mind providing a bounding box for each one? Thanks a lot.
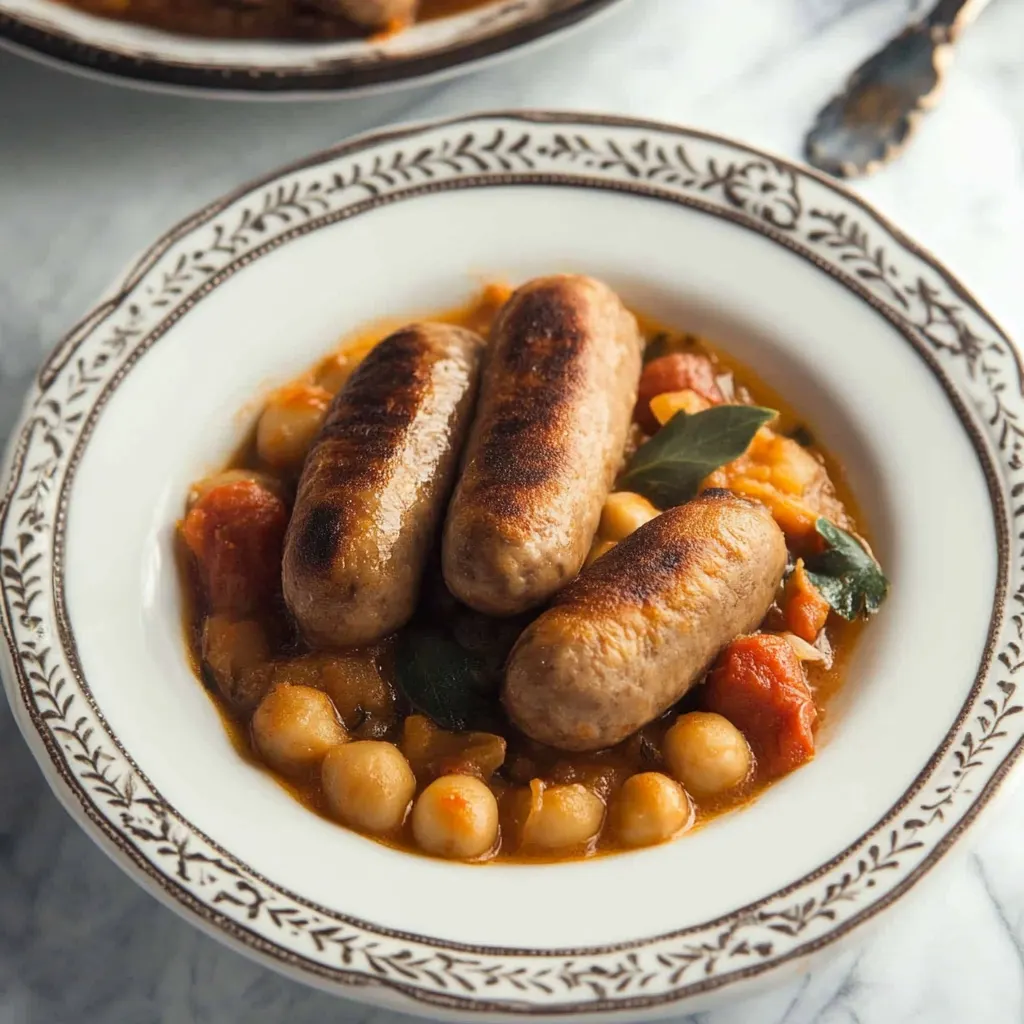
[183,285,869,861]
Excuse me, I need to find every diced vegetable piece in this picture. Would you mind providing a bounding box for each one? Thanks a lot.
[180,479,288,617]
[704,633,817,779]
[634,353,723,433]
[778,632,828,663]
[702,428,846,550]
[269,651,396,734]
[649,388,711,426]
[201,615,273,713]
[620,405,776,508]
[599,491,660,541]
[643,332,696,363]
[783,559,831,642]
[547,759,633,802]
[400,714,506,783]
[187,469,284,511]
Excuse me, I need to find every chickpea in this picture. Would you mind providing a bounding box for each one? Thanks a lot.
[663,712,752,799]
[255,384,331,473]
[411,775,499,860]
[322,741,416,835]
[520,782,605,851]
[599,492,659,542]
[612,772,692,848]
[251,684,347,776]
[635,352,723,433]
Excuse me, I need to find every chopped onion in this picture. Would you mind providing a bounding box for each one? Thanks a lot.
[814,629,835,669]
[778,632,828,664]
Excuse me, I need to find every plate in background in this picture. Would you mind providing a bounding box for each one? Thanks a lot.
[0,0,624,96]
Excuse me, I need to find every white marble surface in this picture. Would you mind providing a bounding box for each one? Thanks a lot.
[2,0,1024,1020]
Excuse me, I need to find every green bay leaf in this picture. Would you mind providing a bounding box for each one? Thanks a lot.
[805,517,890,620]
[619,404,776,508]
[394,628,502,733]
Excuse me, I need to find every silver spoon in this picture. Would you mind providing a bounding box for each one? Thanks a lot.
[804,0,991,179]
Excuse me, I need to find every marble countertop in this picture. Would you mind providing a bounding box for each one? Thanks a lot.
[2,0,1024,1021]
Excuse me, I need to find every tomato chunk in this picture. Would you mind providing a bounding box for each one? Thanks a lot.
[703,633,816,779]
[635,353,723,434]
[180,479,288,617]
[783,559,831,643]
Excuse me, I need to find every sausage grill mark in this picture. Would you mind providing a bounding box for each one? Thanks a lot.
[570,541,695,608]
[477,290,587,499]
[442,275,644,616]
[294,504,343,574]
[503,492,788,751]
[321,329,431,448]
[283,322,485,647]
[291,330,433,575]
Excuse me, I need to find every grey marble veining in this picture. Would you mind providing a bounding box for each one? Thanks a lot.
[1,0,1023,1020]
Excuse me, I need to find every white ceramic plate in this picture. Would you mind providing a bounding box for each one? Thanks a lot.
[0,111,1016,1021]
[0,0,623,96]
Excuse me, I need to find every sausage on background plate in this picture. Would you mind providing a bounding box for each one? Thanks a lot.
[442,274,643,616]
[327,0,416,28]
[283,322,484,648]
[503,490,788,752]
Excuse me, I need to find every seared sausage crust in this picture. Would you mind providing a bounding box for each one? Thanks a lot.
[283,323,484,648]
[503,491,788,751]
[442,275,643,615]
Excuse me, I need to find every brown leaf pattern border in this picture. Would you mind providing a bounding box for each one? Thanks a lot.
[0,113,1018,1015]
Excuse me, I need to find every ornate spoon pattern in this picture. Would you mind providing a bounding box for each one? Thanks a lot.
[805,0,991,179]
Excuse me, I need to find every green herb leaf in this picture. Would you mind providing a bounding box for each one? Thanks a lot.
[805,518,890,621]
[395,628,502,733]
[619,405,776,508]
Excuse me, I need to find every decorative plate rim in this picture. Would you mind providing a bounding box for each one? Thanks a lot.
[0,0,623,96]
[1,110,1020,1017]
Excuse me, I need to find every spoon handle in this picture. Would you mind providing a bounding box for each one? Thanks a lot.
[925,0,991,38]
[803,0,993,179]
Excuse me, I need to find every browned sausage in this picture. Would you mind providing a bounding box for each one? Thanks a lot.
[282,323,484,648]
[503,491,788,751]
[442,275,643,616]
